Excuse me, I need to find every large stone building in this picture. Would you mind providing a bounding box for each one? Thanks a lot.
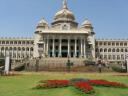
[0,0,128,65]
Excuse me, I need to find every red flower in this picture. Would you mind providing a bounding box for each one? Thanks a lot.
[74,82,94,94]
[88,80,127,88]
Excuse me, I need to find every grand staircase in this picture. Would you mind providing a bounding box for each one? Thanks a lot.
[28,57,86,71]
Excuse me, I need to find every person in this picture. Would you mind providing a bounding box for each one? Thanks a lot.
[97,60,102,73]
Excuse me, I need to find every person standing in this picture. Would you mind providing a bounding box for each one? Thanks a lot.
[97,60,102,73]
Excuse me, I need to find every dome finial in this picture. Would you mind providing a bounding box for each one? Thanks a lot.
[63,0,68,9]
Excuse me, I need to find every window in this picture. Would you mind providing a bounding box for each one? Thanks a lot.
[108,42,111,46]
[116,43,119,46]
[100,48,103,52]
[108,55,111,60]
[18,41,21,44]
[120,43,123,46]
[112,42,115,46]
[95,48,99,52]
[22,48,25,51]
[30,47,33,51]
[62,24,68,30]
[55,39,59,43]
[14,41,17,44]
[113,55,115,60]
[2,41,5,44]
[108,48,111,52]
[99,42,102,46]
[55,46,58,50]
[38,44,43,48]
[27,41,29,44]
[125,49,127,52]
[104,48,107,52]
[116,49,119,52]
[10,41,13,44]
[71,40,75,43]
[121,49,124,52]
[6,41,9,44]
[22,41,25,44]
[71,46,74,50]
[112,48,115,52]
[62,39,68,43]
[104,42,106,45]
[124,43,127,46]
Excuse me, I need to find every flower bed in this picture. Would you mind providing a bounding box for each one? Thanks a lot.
[74,82,94,94]
[88,80,127,88]
[36,80,70,89]
[35,79,128,94]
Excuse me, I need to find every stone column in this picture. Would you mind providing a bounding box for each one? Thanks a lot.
[20,48,22,59]
[46,36,49,57]
[4,48,5,56]
[68,37,70,57]
[84,38,86,58]
[44,37,46,57]
[81,38,83,57]
[16,48,18,59]
[0,47,1,54]
[74,37,77,57]
[103,48,104,60]
[29,48,31,58]
[12,48,14,58]
[59,36,62,57]
[52,36,55,57]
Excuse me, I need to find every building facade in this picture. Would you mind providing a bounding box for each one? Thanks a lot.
[33,0,95,60]
[0,0,128,64]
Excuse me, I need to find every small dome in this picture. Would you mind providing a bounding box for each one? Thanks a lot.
[36,18,49,31]
[37,18,48,27]
[82,19,92,26]
[54,0,75,22]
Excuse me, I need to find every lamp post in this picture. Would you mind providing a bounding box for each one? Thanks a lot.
[35,56,41,72]
[66,56,73,72]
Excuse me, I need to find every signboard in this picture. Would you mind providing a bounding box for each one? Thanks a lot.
[4,56,10,74]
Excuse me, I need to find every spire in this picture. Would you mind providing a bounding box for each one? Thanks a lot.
[63,0,68,9]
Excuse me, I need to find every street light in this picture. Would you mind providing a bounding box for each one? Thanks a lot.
[66,56,73,72]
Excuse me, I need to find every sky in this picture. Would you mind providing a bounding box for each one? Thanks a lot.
[0,0,128,39]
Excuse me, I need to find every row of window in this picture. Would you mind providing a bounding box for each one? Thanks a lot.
[46,39,83,43]
[96,48,128,53]
[0,52,33,58]
[96,42,128,46]
[0,47,33,51]
[0,40,34,45]
[99,54,125,60]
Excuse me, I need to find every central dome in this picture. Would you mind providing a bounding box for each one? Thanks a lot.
[54,0,75,22]
[51,0,78,30]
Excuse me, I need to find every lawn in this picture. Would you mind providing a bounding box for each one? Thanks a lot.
[0,72,128,96]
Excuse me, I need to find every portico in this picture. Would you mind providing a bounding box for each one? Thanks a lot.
[42,34,87,58]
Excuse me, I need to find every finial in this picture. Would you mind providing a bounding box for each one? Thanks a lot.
[63,0,68,9]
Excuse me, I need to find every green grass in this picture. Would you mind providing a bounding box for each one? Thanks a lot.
[0,72,128,96]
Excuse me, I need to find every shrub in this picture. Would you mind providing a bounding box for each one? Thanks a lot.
[111,66,127,73]
[14,65,25,71]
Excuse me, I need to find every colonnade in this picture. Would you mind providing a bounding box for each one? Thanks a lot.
[43,35,87,58]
